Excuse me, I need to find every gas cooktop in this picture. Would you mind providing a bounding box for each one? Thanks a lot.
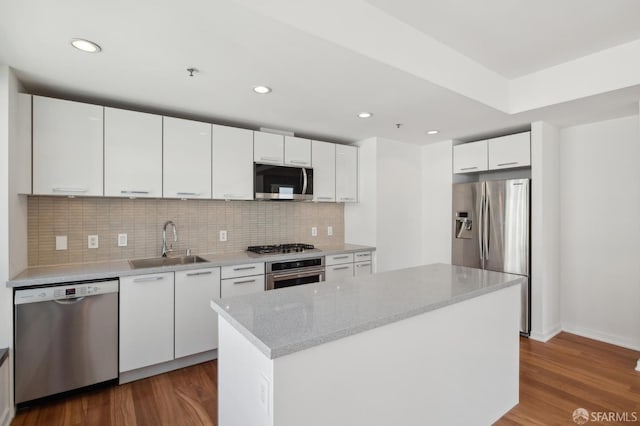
[247,243,316,254]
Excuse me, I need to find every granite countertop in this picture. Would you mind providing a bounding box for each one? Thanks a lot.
[211,263,525,359]
[7,244,375,287]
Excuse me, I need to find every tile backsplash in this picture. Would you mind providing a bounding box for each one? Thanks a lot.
[28,196,344,266]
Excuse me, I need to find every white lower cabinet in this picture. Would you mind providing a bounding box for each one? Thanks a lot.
[175,268,221,359]
[120,273,174,372]
[325,263,354,281]
[221,275,265,298]
[354,261,372,276]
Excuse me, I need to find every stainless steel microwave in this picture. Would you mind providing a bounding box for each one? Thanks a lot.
[254,164,313,201]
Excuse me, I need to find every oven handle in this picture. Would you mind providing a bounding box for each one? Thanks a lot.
[301,168,308,195]
[269,268,325,280]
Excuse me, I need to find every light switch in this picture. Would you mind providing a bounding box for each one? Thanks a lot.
[311,227,317,237]
[327,226,333,236]
[55,236,67,251]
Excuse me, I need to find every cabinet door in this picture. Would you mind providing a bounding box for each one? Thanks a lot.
[354,261,372,276]
[120,273,174,372]
[104,108,162,197]
[312,141,335,202]
[16,94,32,195]
[488,132,531,170]
[221,275,265,298]
[254,131,284,165]
[284,136,311,167]
[163,117,212,199]
[325,263,354,282]
[335,144,358,202]
[33,96,103,196]
[175,268,221,358]
[453,141,488,174]
[212,125,253,200]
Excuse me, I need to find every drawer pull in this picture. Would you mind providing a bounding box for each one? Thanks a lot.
[121,190,150,195]
[333,256,350,260]
[186,271,213,277]
[356,253,369,257]
[333,266,350,271]
[176,192,201,196]
[233,266,256,271]
[52,187,88,193]
[133,276,164,283]
[460,166,478,171]
[316,196,333,200]
[356,263,371,267]
[233,279,256,285]
[497,162,518,167]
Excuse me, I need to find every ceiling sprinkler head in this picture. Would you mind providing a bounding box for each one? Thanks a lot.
[187,68,198,77]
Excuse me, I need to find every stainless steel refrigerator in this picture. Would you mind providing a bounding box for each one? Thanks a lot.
[452,178,530,335]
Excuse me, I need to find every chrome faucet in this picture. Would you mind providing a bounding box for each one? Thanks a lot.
[162,220,178,257]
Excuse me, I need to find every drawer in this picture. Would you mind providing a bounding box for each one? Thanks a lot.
[353,251,372,262]
[354,261,372,276]
[325,263,354,281]
[325,253,354,265]
[221,262,265,279]
[221,275,265,298]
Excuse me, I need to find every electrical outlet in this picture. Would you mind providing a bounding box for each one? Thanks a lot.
[311,227,317,237]
[219,230,228,242]
[327,226,333,236]
[118,233,128,247]
[55,236,67,251]
[88,235,99,249]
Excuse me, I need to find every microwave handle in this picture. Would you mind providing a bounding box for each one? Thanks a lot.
[302,168,308,195]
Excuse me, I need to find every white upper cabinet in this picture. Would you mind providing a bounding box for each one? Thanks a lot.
[254,131,284,165]
[104,108,162,198]
[335,144,358,202]
[312,140,336,202]
[212,125,253,200]
[453,140,488,174]
[488,131,531,170]
[284,136,311,167]
[163,117,212,199]
[16,94,32,195]
[33,96,104,196]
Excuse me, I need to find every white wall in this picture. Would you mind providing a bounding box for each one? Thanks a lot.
[421,140,453,264]
[344,137,423,273]
[559,114,640,350]
[375,138,423,272]
[530,122,561,341]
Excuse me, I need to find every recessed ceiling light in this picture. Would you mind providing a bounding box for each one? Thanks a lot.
[358,112,373,119]
[426,130,440,135]
[70,38,102,53]
[253,86,272,94]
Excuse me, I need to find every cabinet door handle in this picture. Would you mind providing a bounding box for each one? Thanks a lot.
[233,266,257,271]
[333,266,350,271]
[339,197,355,201]
[333,255,350,260]
[316,196,333,200]
[497,162,518,167]
[260,156,280,162]
[52,187,88,193]
[133,276,164,283]
[460,166,478,171]
[186,271,213,277]
[121,190,150,195]
[233,279,256,285]
[356,263,371,268]
[289,160,308,165]
[176,192,201,196]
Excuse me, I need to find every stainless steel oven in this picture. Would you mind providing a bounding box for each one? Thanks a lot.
[266,257,325,290]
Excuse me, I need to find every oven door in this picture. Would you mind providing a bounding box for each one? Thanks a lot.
[266,268,325,290]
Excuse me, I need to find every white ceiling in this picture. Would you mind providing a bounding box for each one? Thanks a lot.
[0,0,639,145]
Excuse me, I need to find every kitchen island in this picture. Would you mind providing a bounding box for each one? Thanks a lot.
[210,263,524,426]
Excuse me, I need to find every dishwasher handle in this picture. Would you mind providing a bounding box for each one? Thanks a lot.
[54,297,86,305]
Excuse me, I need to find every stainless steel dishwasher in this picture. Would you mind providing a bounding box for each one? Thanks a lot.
[14,279,119,405]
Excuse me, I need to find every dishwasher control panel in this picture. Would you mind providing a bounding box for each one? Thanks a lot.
[14,280,119,305]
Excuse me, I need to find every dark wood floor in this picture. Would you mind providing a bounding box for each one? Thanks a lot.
[12,332,640,426]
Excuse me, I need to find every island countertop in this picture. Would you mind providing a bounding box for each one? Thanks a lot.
[211,263,525,359]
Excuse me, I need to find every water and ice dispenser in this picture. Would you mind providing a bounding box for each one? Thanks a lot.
[455,212,473,239]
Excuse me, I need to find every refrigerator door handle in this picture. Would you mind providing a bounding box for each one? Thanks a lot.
[484,192,490,261]
[477,191,484,267]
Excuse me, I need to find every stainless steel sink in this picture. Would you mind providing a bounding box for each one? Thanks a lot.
[129,255,208,269]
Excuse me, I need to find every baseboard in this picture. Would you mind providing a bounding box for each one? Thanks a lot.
[529,324,562,343]
[561,323,640,352]
[119,349,217,384]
